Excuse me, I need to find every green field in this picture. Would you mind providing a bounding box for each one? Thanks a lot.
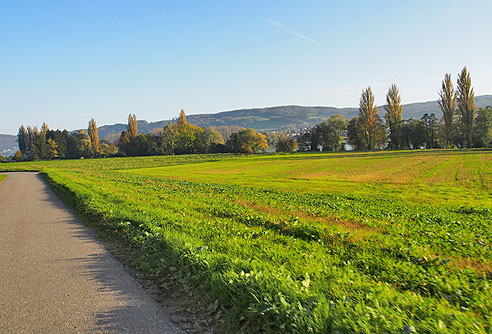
[1,150,492,333]
[0,175,6,182]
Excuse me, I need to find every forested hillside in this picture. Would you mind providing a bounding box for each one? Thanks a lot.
[97,95,492,140]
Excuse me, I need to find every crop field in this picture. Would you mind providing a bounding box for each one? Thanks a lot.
[1,149,492,333]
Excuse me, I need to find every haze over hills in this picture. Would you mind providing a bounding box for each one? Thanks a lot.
[96,95,492,139]
[2,95,491,156]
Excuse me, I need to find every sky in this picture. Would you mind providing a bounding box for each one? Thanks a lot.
[1,0,492,134]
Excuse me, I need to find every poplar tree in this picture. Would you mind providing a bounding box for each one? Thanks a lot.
[384,84,402,149]
[17,125,28,155]
[359,87,383,150]
[88,118,100,153]
[438,73,456,148]
[456,67,475,148]
[177,109,187,128]
[127,114,138,139]
[38,123,50,160]
[26,126,35,159]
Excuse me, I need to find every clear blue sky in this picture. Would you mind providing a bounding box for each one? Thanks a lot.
[1,0,491,134]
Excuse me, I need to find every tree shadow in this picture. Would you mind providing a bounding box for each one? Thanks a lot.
[33,173,183,333]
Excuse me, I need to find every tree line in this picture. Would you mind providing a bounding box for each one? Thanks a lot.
[14,66,491,161]
[16,119,118,161]
[297,67,492,152]
[15,110,269,161]
[116,110,268,156]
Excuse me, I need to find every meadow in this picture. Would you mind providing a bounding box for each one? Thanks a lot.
[1,149,491,333]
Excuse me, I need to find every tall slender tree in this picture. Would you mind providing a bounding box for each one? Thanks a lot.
[26,126,34,159]
[127,114,138,139]
[384,84,403,149]
[177,109,187,128]
[456,67,476,148]
[438,73,456,148]
[38,123,50,159]
[359,87,383,150]
[41,122,49,136]
[88,118,100,153]
[17,125,28,155]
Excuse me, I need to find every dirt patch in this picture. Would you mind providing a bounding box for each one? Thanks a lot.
[453,257,492,273]
[234,199,379,240]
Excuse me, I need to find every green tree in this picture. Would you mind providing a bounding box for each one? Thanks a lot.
[347,117,364,150]
[35,123,50,160]
[26,126,36,160]
[316,115,347,151]
[88,118,100,154]
[263,132,281,148]
[100,142,119,156]
[438,73,456,148]
[226,129,268,153]
[400,119,426,149]
[196,127,225,153]
[162,123,179,155]
[67,130,92,158]
[47,138,58,159]
[176,123,203,154]
[473,107,492,147]
[17,125,28,155]
[384,84,403,149]
[456,67,476,148]
[118,131,132,156]
[46,130,68,159]
[276,134,298,153]
[297,129,315,151]
[421,113,440,148]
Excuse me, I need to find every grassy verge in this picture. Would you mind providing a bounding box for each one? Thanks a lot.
[2,151,491,333]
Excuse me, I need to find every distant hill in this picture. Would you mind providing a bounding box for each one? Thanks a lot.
[2,95,491,154]
[0,135,17,157]
[97,95,492,140]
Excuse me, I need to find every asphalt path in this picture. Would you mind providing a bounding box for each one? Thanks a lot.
[0,172,184,333]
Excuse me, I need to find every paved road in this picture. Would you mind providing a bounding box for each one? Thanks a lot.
[0,172,184,333]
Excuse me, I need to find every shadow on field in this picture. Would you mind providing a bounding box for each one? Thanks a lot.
[36,173,179,333]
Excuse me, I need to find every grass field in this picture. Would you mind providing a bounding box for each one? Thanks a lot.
[1,150,491,333]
